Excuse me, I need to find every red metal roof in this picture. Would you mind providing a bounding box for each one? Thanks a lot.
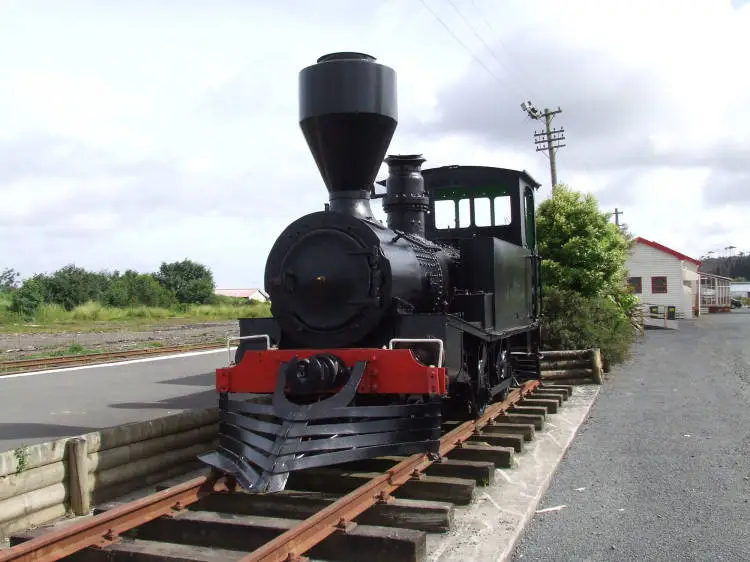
[634,237,702,266]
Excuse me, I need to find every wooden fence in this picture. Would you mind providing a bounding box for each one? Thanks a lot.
[0,408,218,539]
[540,348,603,385]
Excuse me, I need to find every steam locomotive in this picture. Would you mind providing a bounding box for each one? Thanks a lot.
[199,52,544,493]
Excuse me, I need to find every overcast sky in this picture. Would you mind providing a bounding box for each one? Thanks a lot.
[1,0,748,288]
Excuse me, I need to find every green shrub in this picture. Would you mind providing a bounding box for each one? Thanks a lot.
[535,184,636,370]
[154,259,215,304]
[104,271,176,308]
[0,260,272,330]
[541,286,634,369]
[9,278,46,318]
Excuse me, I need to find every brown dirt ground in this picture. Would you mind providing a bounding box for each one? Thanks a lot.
[0,321,240,360]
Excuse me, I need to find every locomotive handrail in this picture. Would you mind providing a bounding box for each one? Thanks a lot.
[226,334,271,365]
[388,338,445,367]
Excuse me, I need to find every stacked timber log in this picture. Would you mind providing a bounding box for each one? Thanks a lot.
[0,408,218,539]
[540,348,603,385]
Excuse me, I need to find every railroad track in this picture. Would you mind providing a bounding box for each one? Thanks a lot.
[1,380,574,562]
[0,342,226,375]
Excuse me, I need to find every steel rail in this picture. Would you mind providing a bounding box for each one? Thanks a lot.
[0,475,233,562]
[240,379,540,562]
[0,380,539,561]
[0,342,224,374]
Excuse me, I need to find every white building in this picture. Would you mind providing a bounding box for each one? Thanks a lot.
[626,237,702,319]
[730,282,750,298]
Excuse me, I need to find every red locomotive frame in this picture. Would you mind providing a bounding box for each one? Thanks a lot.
[217,347,449,396]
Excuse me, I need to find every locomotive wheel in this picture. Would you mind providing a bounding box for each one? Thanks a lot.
[494,347,512,401]
[470,342,491,418]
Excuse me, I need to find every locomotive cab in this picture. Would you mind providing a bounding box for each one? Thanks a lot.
[421,166,542,330]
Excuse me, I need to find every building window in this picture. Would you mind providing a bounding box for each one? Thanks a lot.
[627,277,642,294]
[652,276,668,294]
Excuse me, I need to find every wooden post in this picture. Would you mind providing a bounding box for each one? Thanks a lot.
[67,438,90,516]
[589,348,603,385]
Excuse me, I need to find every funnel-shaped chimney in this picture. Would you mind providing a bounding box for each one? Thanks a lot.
[299,52,397,219]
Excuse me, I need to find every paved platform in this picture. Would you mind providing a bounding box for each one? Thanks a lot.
[0,350,224,452]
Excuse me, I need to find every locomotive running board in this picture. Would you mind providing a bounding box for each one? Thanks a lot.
[198,360,442,493]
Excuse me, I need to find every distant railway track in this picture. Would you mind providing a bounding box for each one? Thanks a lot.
[0,342,226,375]
[1,380,574,562]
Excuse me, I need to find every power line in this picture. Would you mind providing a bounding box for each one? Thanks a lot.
[444,0,531,100]
[468,0,545,98]
[417,0,515,94]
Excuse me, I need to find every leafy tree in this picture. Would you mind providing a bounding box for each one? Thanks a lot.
[537,184,632,297]
[42,265,113,311]
[154,259,215,304]
[0,268,20,291]
[9,276,46,317]
[536,184,636,368]
[105,270,176,308]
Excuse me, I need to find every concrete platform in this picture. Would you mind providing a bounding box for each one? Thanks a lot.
[425,384,600,562]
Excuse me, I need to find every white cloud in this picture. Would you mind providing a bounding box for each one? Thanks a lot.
[0,0,748,289]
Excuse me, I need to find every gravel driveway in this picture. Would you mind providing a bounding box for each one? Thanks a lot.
[0,321,239,358]
[511,311,750,561]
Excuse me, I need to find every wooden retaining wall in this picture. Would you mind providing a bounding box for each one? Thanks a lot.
[540,348,603,386]
[0,408,218,539]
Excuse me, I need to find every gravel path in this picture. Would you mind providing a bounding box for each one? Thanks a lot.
[0,321,239,358]
[511,311,750,561]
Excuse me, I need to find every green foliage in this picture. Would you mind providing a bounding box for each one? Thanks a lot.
[537,185,632,297]
[700,255,750,279]
[0,298,271,330]
[35,265,113,311]
[0,268,20,291]
[9,277,46,318]
[537,184,636,368]
[541,286,635,368]
[154,259,215,305]
[105,270,176,308]
[1,259,235,322]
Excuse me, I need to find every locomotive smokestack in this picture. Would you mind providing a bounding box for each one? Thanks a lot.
[383,154,429,237]
[299,52,397,220]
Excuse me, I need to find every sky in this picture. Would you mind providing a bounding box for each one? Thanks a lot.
[1,0,748,289]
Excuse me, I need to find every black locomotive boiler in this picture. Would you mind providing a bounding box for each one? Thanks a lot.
[199,52,544,493]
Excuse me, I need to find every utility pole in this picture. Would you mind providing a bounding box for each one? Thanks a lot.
[612,207,624,227]
[521,101,566,188]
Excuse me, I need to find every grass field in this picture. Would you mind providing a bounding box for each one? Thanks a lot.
[0,293,272,334]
